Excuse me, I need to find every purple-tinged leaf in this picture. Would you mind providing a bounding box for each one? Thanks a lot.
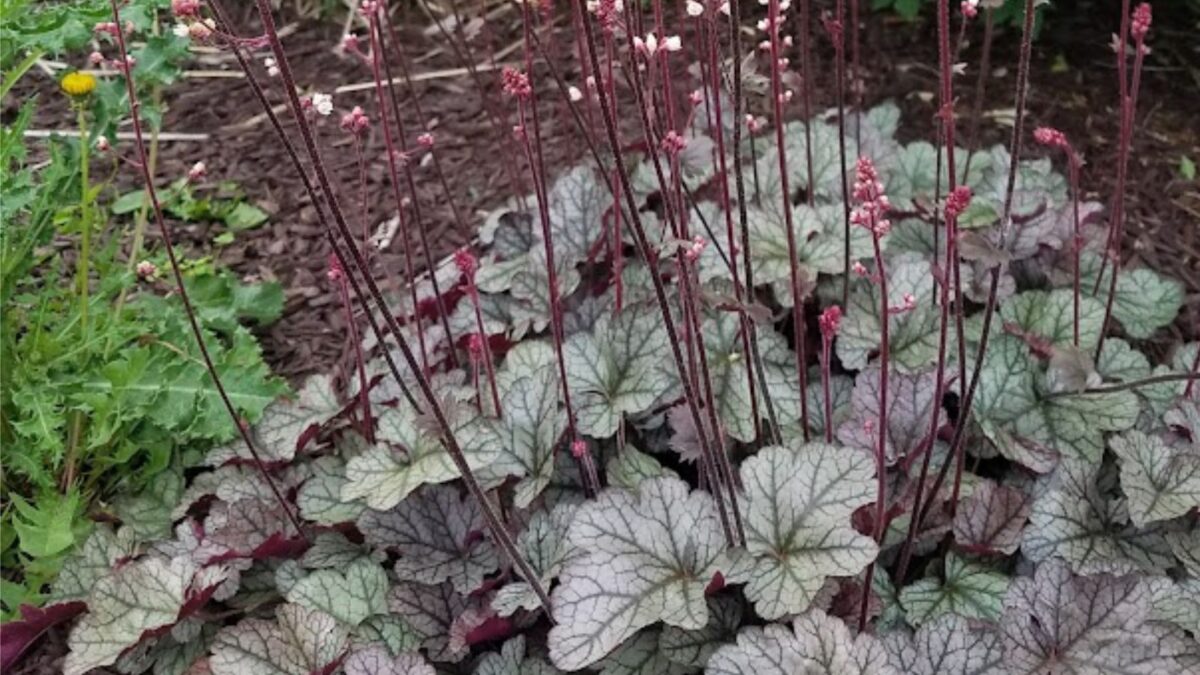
[0,601,86,672]
[358,485,499,595]
[883,614,1004,674]
[838,365,944,464]
[1110,430,1200,527]
[388,581,478,663]
[952,480,1032,555]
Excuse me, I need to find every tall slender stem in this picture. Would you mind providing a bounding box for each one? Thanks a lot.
[769,0,812,441]
[108,0,306,542]
[857,228,889,632]
[239,0,551,612]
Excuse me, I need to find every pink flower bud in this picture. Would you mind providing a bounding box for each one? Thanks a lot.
[96,136,111,152]
[327,254,344,282]
[343,34,362,54]
[171,0,200,18]
[94,22,120,37]
[340,106,370,135]
[852,261,869,277]
[819,305,842,339]
[88,51,105,66]
[689,89,704,106]
[944,185,973,221]
[570,439,589,459]
[468,334,486,362]
[1130,3,1151,42]
[187,161,207,182]
[961,0,979,19]
[660,129,688,156]
[500,66,532,99]
[454,248,478,278]
[685,235,707,262]
[417,132,435,148]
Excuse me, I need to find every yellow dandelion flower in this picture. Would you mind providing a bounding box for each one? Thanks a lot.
[60,72,97,98]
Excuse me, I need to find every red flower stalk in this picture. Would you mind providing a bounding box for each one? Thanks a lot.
[1096,2,1152,359]
[850,156,891,631]
[767,0,813,441]
[1034,127,1084,346]
[818,305,842,443]
[455,248,502,417]
[824,2,852,305]
[329,255,374,442]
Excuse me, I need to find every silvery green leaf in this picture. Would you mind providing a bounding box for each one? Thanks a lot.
[606,445,680,490]
[388,581,476,663]
[973,146,1066,223]
[496,340,557,391]
[510,243,582,334]
[952,479,1032,555]
[482,208,536,257]
[547,477,730,670]
[1164,398,1200,443]
[547,165,607,266]
[837,255,941,372]
[976,335,1139,467]
[50,525,136,602]
[210,604,348,675]
[659,595,742,669]
[882,614,1004,674]
[284,558,389,627]
[780,118,852,200]
[493,502,580,617]
[341,402,498,511]
[343,646,435,675]
[837,365,943,463]
[116,621,213,675]
[730,442,878,620]
[748,202,871,297]
[706,609,898,675]
[802,374,855,441]
[1000,558,1195,674]
[1000,289,1106,350]
[65,557,213,675]
[300,531,376,569]
[476,254,528,294]
[1023,460,1174,575]
[474,635,563,675]
[564,307,673,438]
[206,375,339,466]
[487,363,565,508]
[352,615,422,655]
[199,497,298,562]
[359,485,499,594]
[597,629,694,675]
[1111,268,1184,340]
[1097,340,1151,384]
[1109,430,1200,527]
[1146,576,1200,635]
[700,309,759,442]
[899,552,1008,626]
[297,455,364,526]
[112,470,183,540]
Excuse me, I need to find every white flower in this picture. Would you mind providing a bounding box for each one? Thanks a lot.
[264,56,279,77]
[311,92,334,116]
[686,0,704,17]
[756,18,770,31]
[568,85,583,102]
[662,35,682,52]
[718,1,730,15]
[644,33,659,55]
[172,23,190,38]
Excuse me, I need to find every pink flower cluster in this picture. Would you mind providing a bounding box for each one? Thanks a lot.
[961,0,979,19]
[501,67,532,100]
[1131,3,1152,43]
[1033,126,1069,150]
[660,130,688,156]
[819,305,842,340]
[850,157,891,237]
[340,106,370,136]
[468,334,486,362]
[944,185,973,221]
[326,254,345,282]
[171,0,200,18]
[684,235,707,262]
[454,248,479,279]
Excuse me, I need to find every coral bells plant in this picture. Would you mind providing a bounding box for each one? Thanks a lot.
[9,1,1200,675]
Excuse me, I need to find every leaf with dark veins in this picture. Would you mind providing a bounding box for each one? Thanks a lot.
[358,485,499,595]
[883,614,1004,674]
[209,604,348,675]
[707,609,898,675]
[1109,430,1200,527]
[952,480,1032,555]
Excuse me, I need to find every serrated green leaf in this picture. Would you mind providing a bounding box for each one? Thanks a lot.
[564,307,673,438]
[547,477,730,670]
[484,363,565,507]
[1111,268,1184,340]
[882,614,1004,674]
[1023,460,1174,575]
[659,595,741,669]
[297,455,365,525]
[285,558,389,627]
[210,603,349,675]
[606,445,679,490]
[899,553,1008,626]
[707,609,897,675]
[474,635,562,675]
[493,502,579,617]
[729,442,878,620]
[597,629,692,675]
[343,646,434,675]
[836,255,941,372]
[1109,430,1200,527]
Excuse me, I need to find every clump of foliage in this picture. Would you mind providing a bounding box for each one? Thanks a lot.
[0,0,283,621]
[3,0,1198,673]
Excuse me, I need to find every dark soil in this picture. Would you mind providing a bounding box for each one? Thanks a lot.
[5,2,1197,670]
